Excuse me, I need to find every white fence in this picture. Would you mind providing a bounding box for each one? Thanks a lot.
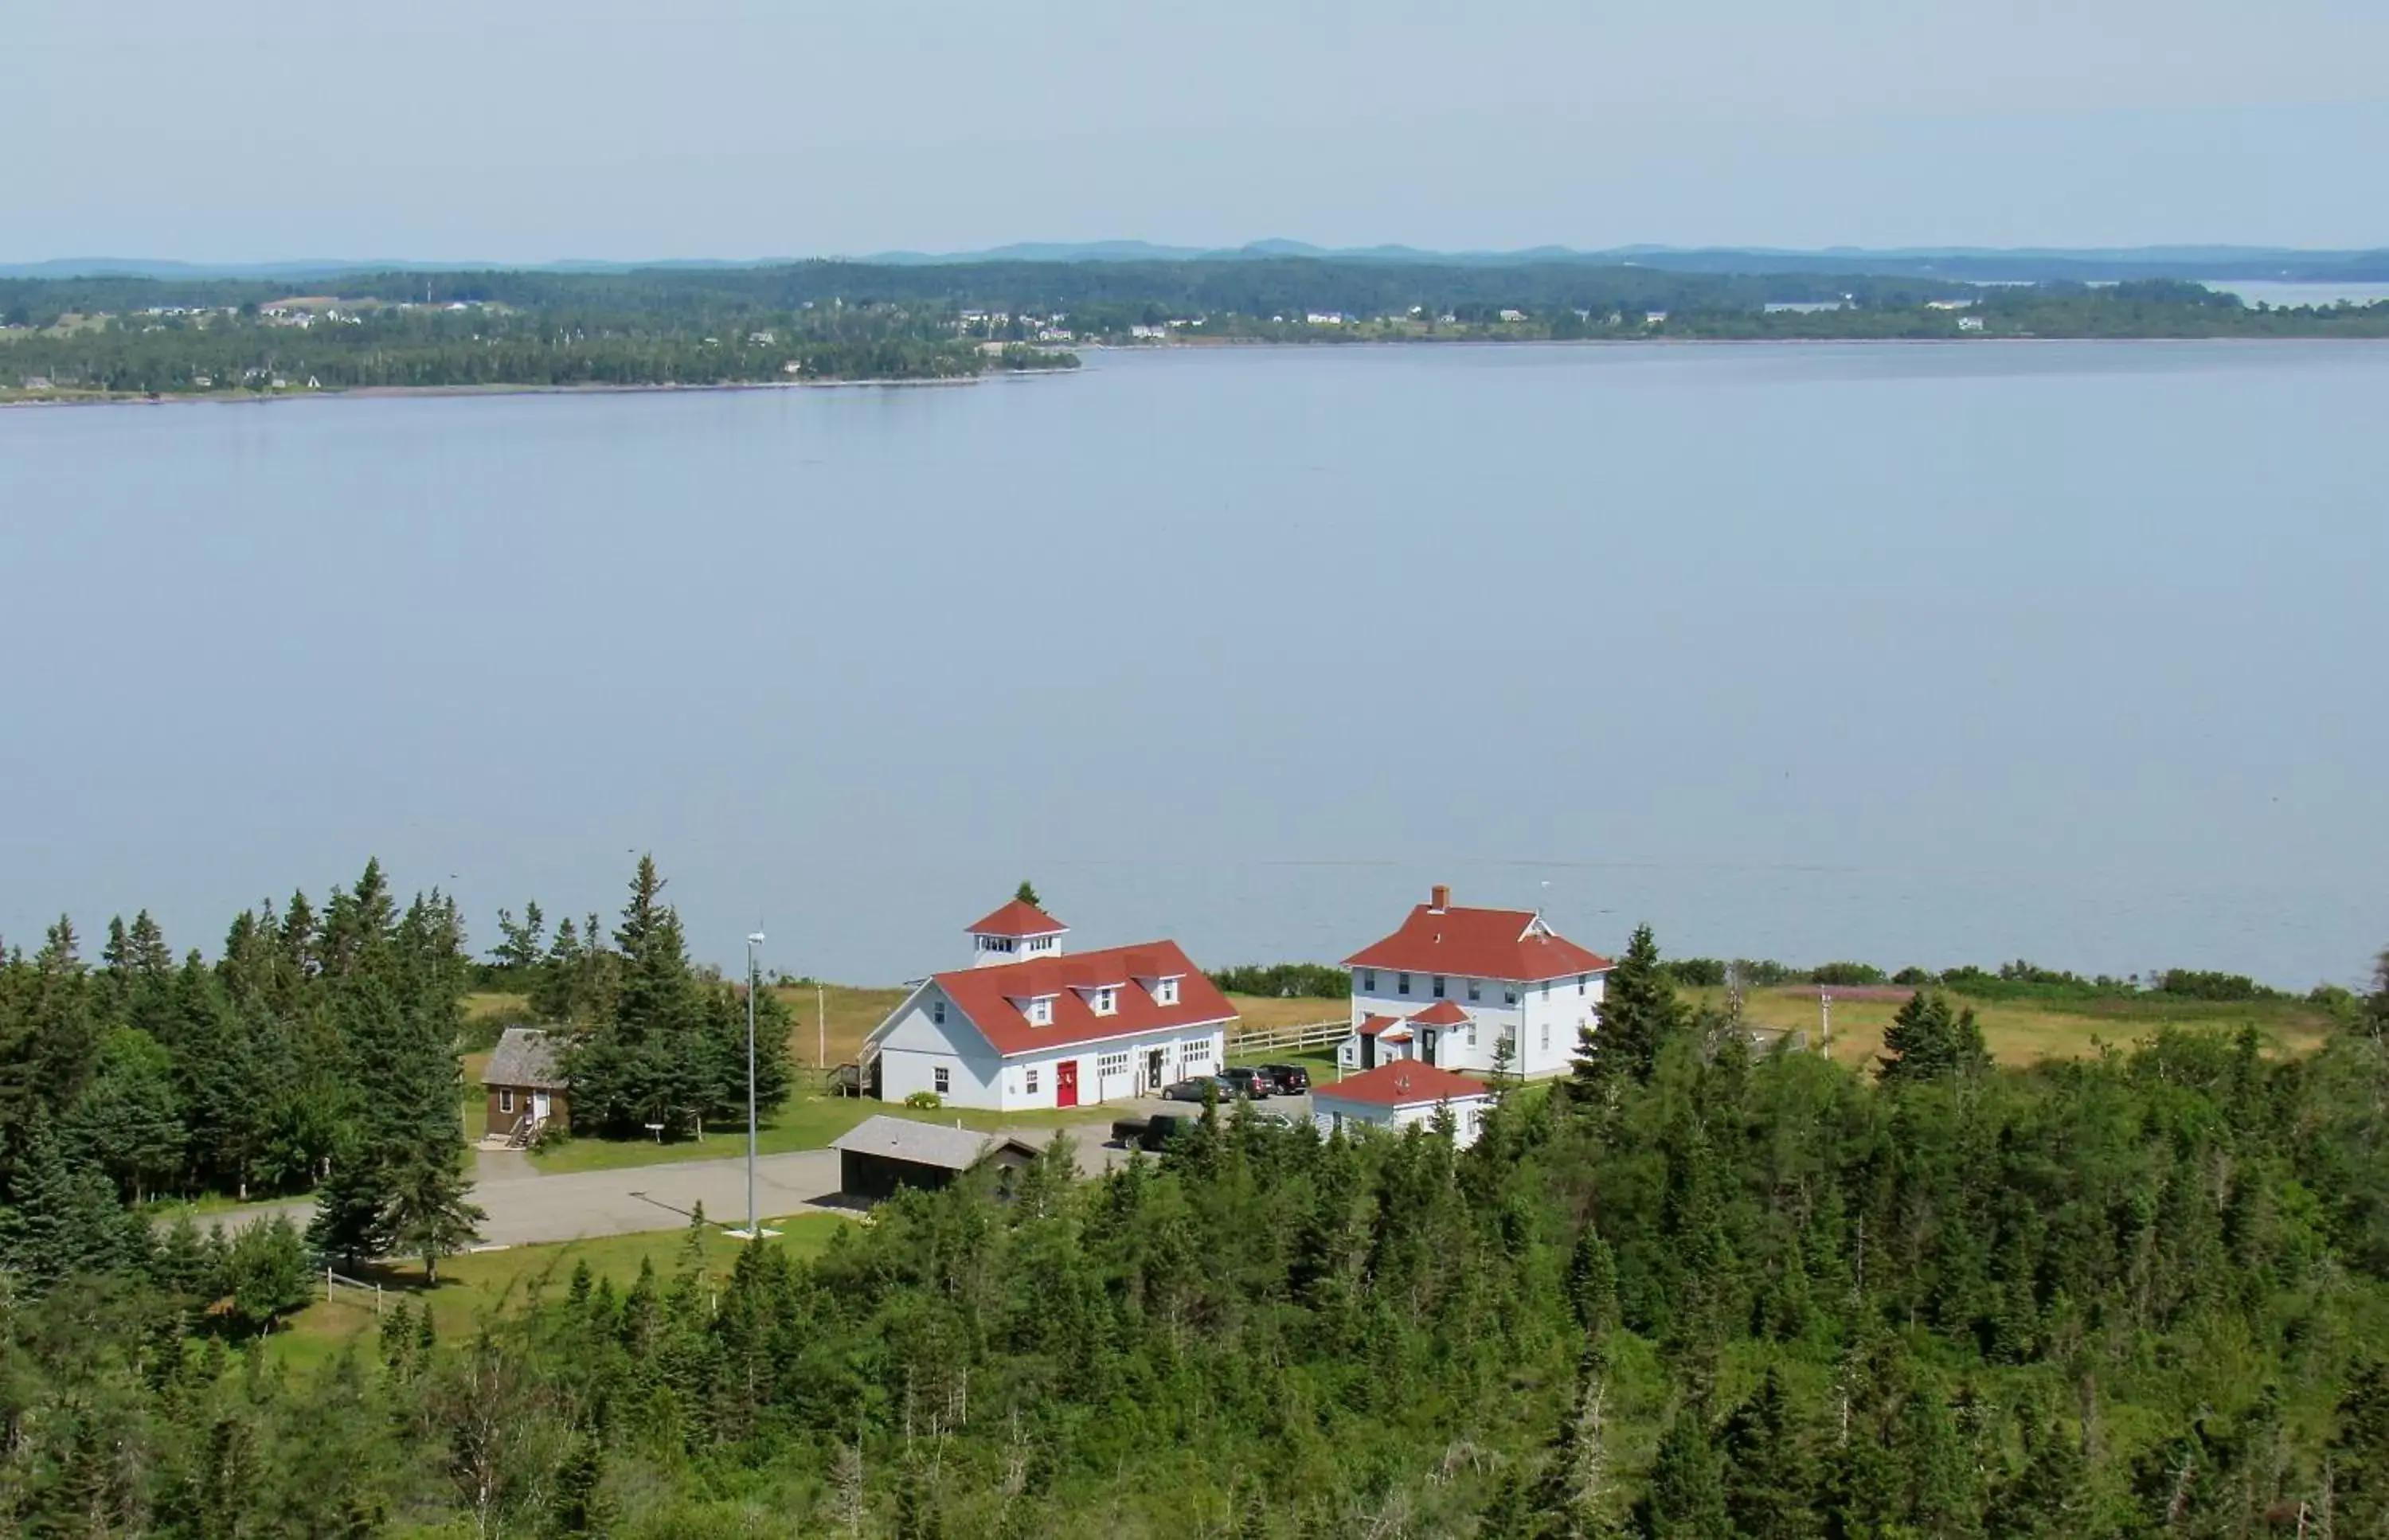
[324,1268,386,1315]
[1226,1018,1349,1059]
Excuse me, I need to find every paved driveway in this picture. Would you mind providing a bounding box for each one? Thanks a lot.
[202,1096,1316,1248]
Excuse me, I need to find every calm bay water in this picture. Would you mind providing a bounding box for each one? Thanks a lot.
[2,342,2383,989]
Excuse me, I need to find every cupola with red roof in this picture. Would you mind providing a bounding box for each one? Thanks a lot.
[965,896,1069,967]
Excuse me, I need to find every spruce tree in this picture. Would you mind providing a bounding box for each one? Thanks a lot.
[1015,879,1041,907]
[1573,924,1682,1097]
[378,1147,486,1284]
[1879,991,1990,1084]
[1720,1368,1816,1540]
[68,1026,186,1202]
[1641,1403,1730,1540]
[1569,1225,1619,1337]
[0,1117,150,1292]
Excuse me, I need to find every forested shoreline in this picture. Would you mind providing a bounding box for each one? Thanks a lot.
[4,259,2385,402]
[5,866,2388,1535]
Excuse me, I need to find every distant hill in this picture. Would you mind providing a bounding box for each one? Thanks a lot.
[7,243,2389,284]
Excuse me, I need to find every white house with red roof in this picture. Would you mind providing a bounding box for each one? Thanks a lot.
[1339,884,1612,1079]
[1312,1061,1496,1148]
[862,898,1238,1112]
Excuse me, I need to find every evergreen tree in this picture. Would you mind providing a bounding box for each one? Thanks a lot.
[1640,1403,1730,1540]
[0,1117,150,1291]
[224,1214,313,1335]
[2328,1358,2389,1536]
[1574,925,1683,1096]
[1569,1225,1619,1336]
[1015,879,1041,908]
[1720,1368,1816,1540]
[1878,991,1990,1084]
[379,1147,486,1284]
[1528,1347,1621,1538]
[66,1026,186,1202]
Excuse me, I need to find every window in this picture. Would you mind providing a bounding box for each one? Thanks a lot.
[1362,969,1376,992]
[1026,1067,1040,1095]
[1432,975,1445,999]
[1466,978,1481,1002]
[1155,977,1179,1006]
[499,1089,515,1114]
[1503,985,1519,1005]
[1578,973,1588,995]
[934,1065,951,1094]
[1467,1020,1478,1046]
[1026,996,1054,1026]
[1093,987,1117,1016]
[932,1000,945,1026]
[1097,1051,1131,1079]
[1540,1023,1549,1050]
[1179,1037,1214,1074]
[1542,980,1552,997]
[1397,972,1412,996]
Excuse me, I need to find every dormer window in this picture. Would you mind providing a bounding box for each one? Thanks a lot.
[1025,995,1054,1026]
[1153,977,1179,1006]
[1093,987,1118,1017]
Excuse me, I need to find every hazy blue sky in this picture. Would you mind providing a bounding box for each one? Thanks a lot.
[8,0,2387,260]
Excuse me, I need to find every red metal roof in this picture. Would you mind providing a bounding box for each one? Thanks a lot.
[1406,999,1472,1026]
[931,940,1233,1056]
[1315,1061,1491,1108]
[1343,901,1612,982]
[965,897,1069,937]
[1355,1013,1403,1036]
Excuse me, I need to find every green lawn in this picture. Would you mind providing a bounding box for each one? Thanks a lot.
[269,1212,852,1371]
[524,1092,1096,1175]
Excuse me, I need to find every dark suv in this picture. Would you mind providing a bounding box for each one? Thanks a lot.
[1220,1066,1278,1100]
[1258,1062,1312,1093]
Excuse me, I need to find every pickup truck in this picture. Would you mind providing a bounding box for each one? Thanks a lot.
[1111,1113,1200,1152]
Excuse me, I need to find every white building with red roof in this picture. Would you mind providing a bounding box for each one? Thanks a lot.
[1312,1061,1496,1148]
[1339,884,1612,1079]
[862,898,1237,1112]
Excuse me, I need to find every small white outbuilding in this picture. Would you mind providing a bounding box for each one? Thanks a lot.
[1312,1061,1496,1149]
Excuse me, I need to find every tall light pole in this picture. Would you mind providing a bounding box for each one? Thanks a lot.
[745,932,765,1241]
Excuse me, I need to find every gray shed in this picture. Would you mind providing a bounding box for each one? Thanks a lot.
[831,1115,1042,1202]
[482,1027,570,1140]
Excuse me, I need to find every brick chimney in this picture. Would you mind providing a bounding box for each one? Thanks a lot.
[1429,884,1450,913]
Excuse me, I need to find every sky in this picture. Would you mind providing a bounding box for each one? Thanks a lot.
[6,0,2388,261]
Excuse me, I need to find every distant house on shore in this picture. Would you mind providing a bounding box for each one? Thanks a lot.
[860,897,1237,1111]
[482,1027,569,1143]
[831,1115,1042,1202]
[1336,884,1611,1079]
[1312,1061,1495,1148]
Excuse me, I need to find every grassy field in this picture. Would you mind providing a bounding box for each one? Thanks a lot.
[269,1212,852,1371]
[1697,985,2336,1068]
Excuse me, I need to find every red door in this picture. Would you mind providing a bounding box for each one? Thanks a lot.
[1055,1059,1079,1109]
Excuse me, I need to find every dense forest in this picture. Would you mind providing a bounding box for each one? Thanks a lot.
[4,260,2383,400]
[6,880,2389,1536]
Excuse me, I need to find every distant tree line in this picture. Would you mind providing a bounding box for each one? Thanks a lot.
[6,264,2384,400]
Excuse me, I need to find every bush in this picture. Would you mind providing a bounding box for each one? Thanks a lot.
[2156,969,2277,1003]
[904,1091,941,1110]
[1808,962,1888,987]
[1891,967,1933,986]
[1659,959,1728,988]
[1208,963,1351,999]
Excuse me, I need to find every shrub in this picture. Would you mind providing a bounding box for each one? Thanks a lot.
[1808,962,1888,987]
[1208,963,1351,999]
[1659,959,1728,988]
[904,1091,941,1110]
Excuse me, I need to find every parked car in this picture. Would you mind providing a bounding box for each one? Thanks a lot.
[1110,1116,1151,1148]
[1220,1066,1277,1100]
[1140,1112,1200,1151]
[1258,1062,1312,1093]
[1161,1075,1232,1103]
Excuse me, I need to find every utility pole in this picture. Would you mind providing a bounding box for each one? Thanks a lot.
[1820,990,1833,1061]
[742,932,765,1240]
[817,980,827,1072]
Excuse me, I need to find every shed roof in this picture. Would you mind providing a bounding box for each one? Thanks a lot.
[831,1115,1042,1171]
[483,1027,569,1091]
[1314,1061,1492,1108]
